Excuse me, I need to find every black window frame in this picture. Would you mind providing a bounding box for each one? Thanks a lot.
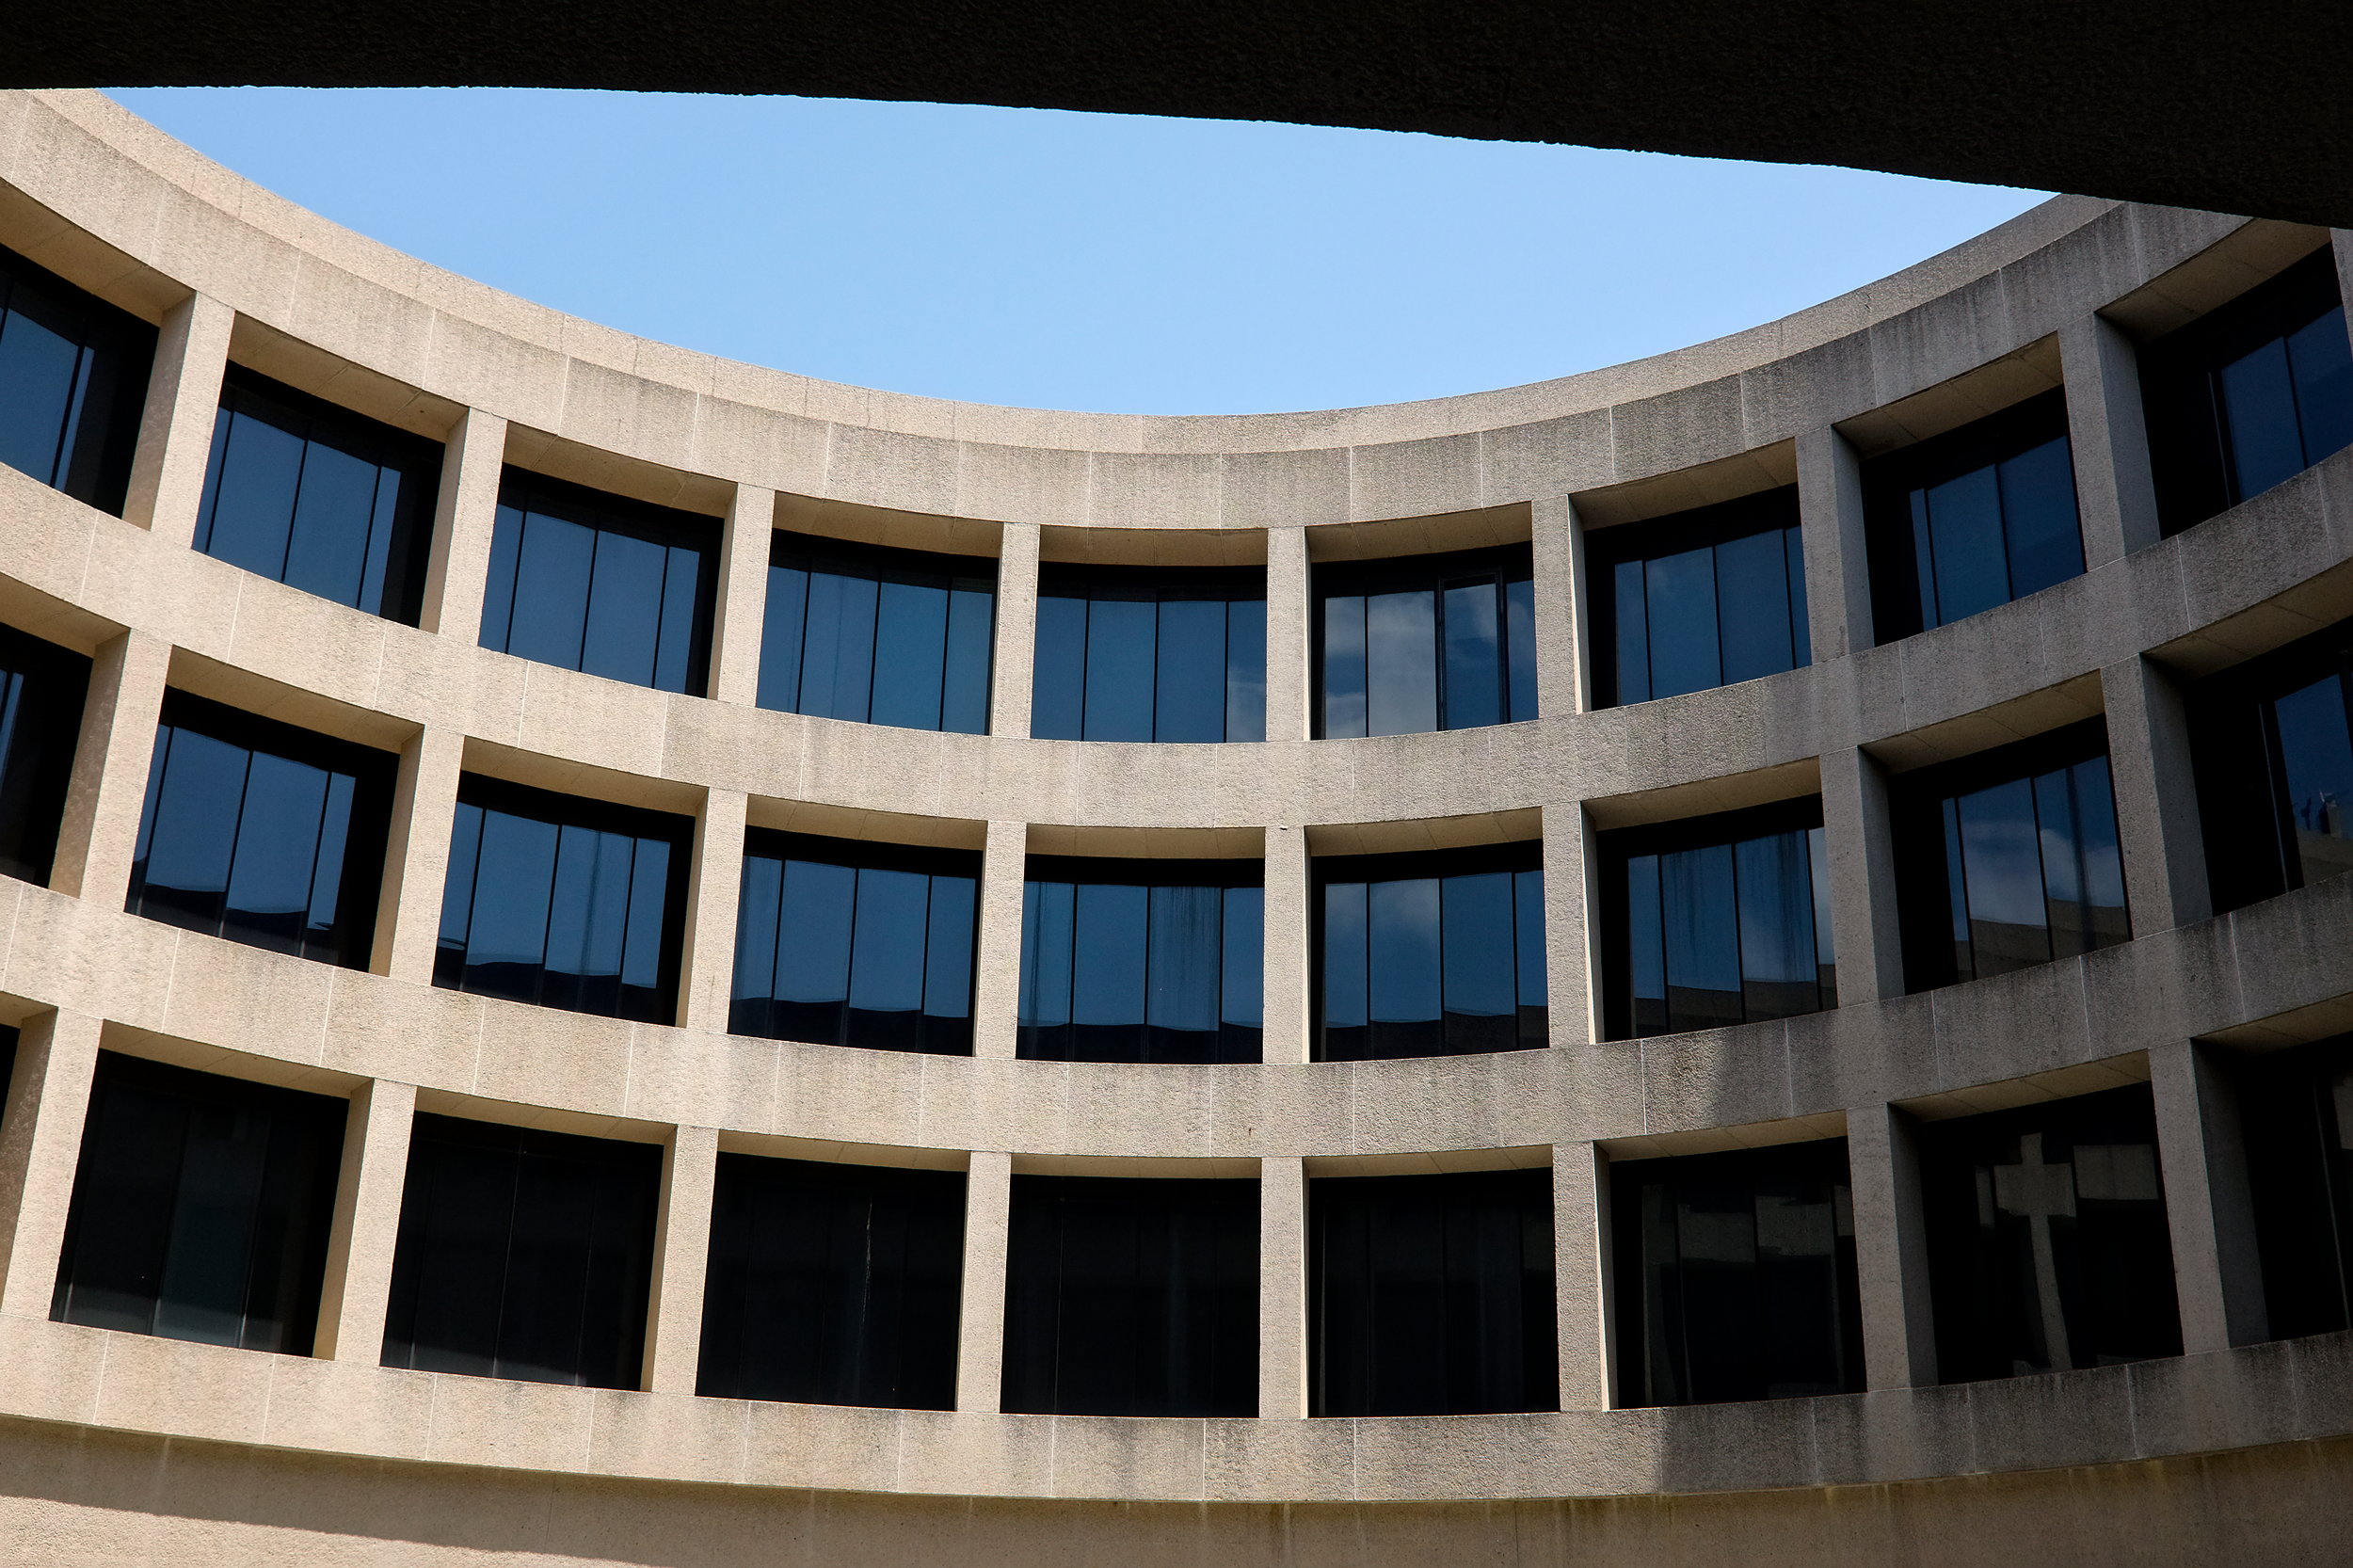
[478,467,720,696]
[126,689,397,969]
[729,826,982,1056]
[760,528,999,734]
[1311,541,1539,739]
[0,240,155,517]
[194,362,443,624]
[1585,485,1810,710]
[0,620,91,888]
[1030,560,1268,744]
[1863,389,2085,644]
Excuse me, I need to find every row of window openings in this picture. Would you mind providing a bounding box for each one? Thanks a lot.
[39,1043,2353,1415]
[0,635,2137,1054]
[8,244,2347,732]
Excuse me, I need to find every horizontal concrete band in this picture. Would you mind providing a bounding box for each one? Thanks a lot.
[2,1309,2349,1503]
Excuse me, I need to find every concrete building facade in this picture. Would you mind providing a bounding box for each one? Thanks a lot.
[0,87,2345,1563]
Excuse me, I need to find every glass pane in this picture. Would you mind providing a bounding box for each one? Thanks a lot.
[1504,577,1539,723]
[1072,882,1149,1026]
[2034,768,2088,959]
[1922,465,2009,626]
[1660,843,1741,1032]
[1146,884,1222,1033]
[1807,825,1838,1002]
[1909,491,1938,631]
[1440,870,1515,1051]
[1735,831,1819,1020]
[306,771,355,943]
[1367,877,1441,1022]
[138,728,248,923]
[202,409,304,582]
[1081,596,1156,743]
[1321,881,1368,1031]
[0,296,82,486]
[849,866,929,1016]
[358,466,403,617]
[504,511,595,670]
[1225,597,1267,743]
[869,580,950,731]
[1625,853,1666,1035]
[437,802,484,960]
[1321,594,1368,738]
[1018,880,1075,1029]
[2219,336,2307,502]
[1956,777,2050,974]
[281,438,378,607]
[543,825,632,1011]
[2069,757,2130,952]
[2288,308,2353,468]
[776,859,856,1006]
[1513,868,1547,1009]
[2272,674,2353,886]
[1942,798,1973,980]
[1714,528,1794,685]
[465,809,559,995]
[478,504,523,653]
[1784,527,1813,668]
[1611,559,1650,705]
[580,529,667,687]
[1643,545,1720,699]
[1154,597,1227,743]
[942,585,995,735]
[652,544,703,695]
[1221,886,1264,1029]
[1995,436,2084,600]
[756,565,809,713]
[620,838,670,1000]
[1441,582,1501,730]
[1365,590,1438,737]
[1030,595,1087,740]
[151,1104,270,1345]
[220,750,330,950]
[801,570,878,724]
[923,873,977,1020]
[731,854,782,1019]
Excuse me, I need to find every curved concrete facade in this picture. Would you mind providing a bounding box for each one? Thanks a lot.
[0,88,2347,1563]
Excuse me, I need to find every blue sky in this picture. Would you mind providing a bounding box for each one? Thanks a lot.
[109,89,2046,417]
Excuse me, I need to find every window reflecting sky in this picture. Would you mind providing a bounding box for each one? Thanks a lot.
[108,89,2046,415]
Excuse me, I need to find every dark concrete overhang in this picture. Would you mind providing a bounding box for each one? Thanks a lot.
[3,1,2349,227]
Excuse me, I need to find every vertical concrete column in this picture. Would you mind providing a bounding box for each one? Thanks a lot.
[680,789,749,1032]
[1532,495,1587,713]
[1263,527,1312,742]
[2102,656,2212,934]
[0,1010,101,1317]
[2149,1038,2269,1352]
[989,522,1041,738]
[418,408,507,640]
[312,1079,417,1362]
[1796,425,1874,661]
[1819,746,1906,1005]
[1846,1102,1939,1387]
[1542,808,1600,1045]
[121,290,232,547]
[2061,312,2163,568]
[1258,1155,1308,1416]
[373,726,467,984]
[709,484,774,707]
[970,821,1030,1060]
[1554,1143,1612,1409]
[643,1124,720,1393]
[48,629,170,905]
[956,1149,1013,1413]
[1262,824,1311,1064]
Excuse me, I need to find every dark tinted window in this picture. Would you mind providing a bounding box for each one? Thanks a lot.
[381,1113,659,1389]
[1311,1167,1556,1416]
[1018,855,1263,1064]
[1002,1175,1258,1416]
[1865,391,2084,641]
[1031,564,1266,742]
[1917,1084,2182,1383]
[53,1052,345,1355]
[760,531,994,734]
[1601,798,1836,1040]
[0,242,153,515]
[1892,720,2129,993]
[194,366,441,623]
[1317,840,1546,1061]
[435,775,690,1024]
[2186,617,2353,913]
[1590,488,1810,707]
[128,692,393,968]
[479,470,716,696]
[1316,544,1537,737]
[697,1154,965,1408]
[730,830,979,1055]
[2144,248,2353,536]
[1610,1139,1863,1407]
[0,622,90,887]
[2233,1036,2353,1341]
